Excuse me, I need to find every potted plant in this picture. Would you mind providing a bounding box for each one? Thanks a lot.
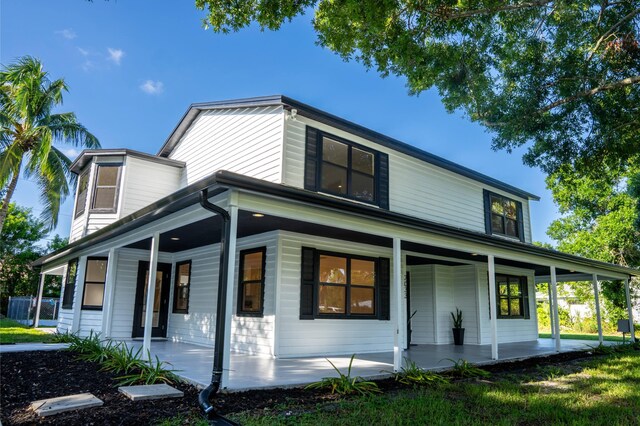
[451,308,464,345]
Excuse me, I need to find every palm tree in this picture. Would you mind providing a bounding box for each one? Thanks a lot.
[0,56,100,232]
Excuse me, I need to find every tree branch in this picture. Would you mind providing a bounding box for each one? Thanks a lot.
[539,75,640,113]
[587,7,640,61]
[434,0,554,20]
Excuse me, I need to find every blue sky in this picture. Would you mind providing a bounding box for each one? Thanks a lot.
[2,0,558,245]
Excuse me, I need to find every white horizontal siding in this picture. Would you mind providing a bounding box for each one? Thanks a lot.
[120,157,182,216]
[477,264,538,344]
[276,231,394,358]
[86,214,118,235]
[78,310,102,337]
[434,266,455,343]
[407,265,435,344]
[283,116,532,242]
[106,249,173,340]
[452,265,479,344]
[169,106,285,186]
[56,309,73,334]
[167,232,278,355]
[69,215,85,242]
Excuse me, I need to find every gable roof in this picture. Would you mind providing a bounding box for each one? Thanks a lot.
[157,95,540,201]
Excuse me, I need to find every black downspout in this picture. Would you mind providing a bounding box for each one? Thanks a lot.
[198,188,238,425]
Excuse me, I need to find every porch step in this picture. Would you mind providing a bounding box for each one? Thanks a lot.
[118,384,184,401]
[30,393,103,416]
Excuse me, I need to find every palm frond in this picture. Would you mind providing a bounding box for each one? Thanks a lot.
[45,113,100,148]
[35,147,72,230]
[0,141,25,188]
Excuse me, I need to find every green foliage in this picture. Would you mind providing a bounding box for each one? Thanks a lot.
[450,307,463,328]
[305,354,381,396]
[0,317,56,343]
[444,358,491,379]
[0,55,100,231]
[393,358,449,386]
[116,352,180,386]
[198,1,640,181]
[536,365,565,380]
[0,203,47,315]
[101,342,145,375]
[51,330,81,344]
[67,330,104,356]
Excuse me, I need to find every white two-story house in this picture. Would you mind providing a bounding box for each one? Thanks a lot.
[34,96,637,389]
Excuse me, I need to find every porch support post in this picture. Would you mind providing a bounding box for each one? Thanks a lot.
[33,273,46,328]
[102,248,119,338]
[592,274,603,344]
[624,277,636,343]
[550,266,561,352]
[143,232,160,356]
[220,202,238,388]
[547,283,555,338]
[71,256,88,333]
[393,237,403,371]
[487,255,498,360]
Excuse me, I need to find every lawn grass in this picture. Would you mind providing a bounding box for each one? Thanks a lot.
[228,351,640,426]
[0,318,56,344]
[538,332,624,342]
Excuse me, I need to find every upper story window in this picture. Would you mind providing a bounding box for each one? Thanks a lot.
[483,190,524,242]
[91,164,122,213]
[305,127,389,209]
[74,172,89,218]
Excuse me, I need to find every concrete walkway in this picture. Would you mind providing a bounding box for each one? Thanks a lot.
[132,338,617,391]
[0,343,69,353]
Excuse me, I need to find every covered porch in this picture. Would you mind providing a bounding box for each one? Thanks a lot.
[135,338,616,390]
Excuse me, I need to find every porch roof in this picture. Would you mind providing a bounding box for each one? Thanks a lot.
[33,171,639,280]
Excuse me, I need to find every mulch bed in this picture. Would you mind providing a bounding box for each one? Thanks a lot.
[0,348,616,425]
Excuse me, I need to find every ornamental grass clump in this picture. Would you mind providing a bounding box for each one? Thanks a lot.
[100,343,145,375]
[444,358,491,379]
[116,352,180,386]
[393,358,449,387]
[306,354,381,396]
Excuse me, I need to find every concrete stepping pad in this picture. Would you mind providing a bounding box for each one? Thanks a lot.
[30,393,103,416]
[118,383,184,401]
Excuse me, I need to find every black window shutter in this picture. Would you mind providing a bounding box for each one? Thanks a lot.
[483,189,492,234]
[304,127,319,191]
[300,247,316,319]
[522,277,530,319]
[516,201,525,242]
[378,257,391,320]
[378,153,390,209]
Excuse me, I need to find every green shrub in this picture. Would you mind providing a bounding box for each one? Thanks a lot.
[51,331,81,344]
[101,342,144,375]
[444,358,491,379]
[306,354,381,396]
[116,352,180,386]
[393,358,448,386]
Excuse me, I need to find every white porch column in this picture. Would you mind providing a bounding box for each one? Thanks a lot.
[393,237,403,371]
[624,278,636,343]
[71,256,88,334]
[101,248,119,338]
[143,232,160,356]
[550,266,561,352]
[547,283,555,338]
[487,255,498,360]
[220,203,238,388]
[33,273,46,328]
[592,274,603,344]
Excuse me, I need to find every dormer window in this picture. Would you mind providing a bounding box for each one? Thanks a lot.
[483,190,524,241]
[305,127,389,208]
[90,164,122,213]
[74,171,89,218]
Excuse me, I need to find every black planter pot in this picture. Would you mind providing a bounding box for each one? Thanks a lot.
[452,328,465,345]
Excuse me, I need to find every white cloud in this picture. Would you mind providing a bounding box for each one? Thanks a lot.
[78,47,89,56]
[62,148,80,159]
[55,28,77,39]
[140,80,164,95]
[107,48,124,65]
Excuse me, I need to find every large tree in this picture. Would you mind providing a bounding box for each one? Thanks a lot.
[197,1,640,178]
[0,56,100,231]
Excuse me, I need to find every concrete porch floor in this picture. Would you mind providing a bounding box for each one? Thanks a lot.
[132,338,616,391]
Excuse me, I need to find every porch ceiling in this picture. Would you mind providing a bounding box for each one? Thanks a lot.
[124,210,393,252]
